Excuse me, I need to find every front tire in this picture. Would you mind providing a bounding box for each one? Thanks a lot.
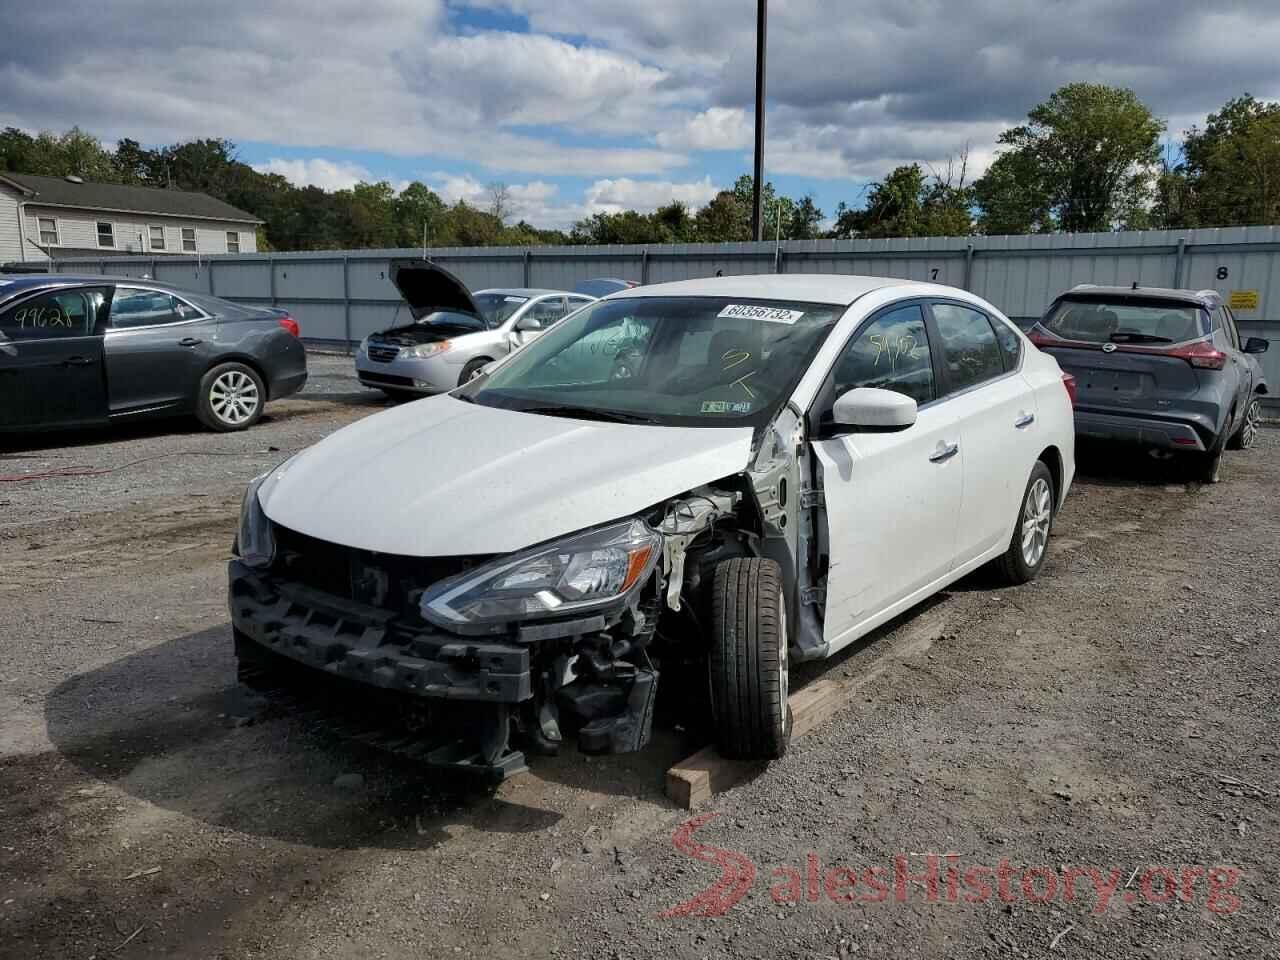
[197,362,265,432]
[995,461,1055,585]
[459,357,492,386]
[709,558,791,760]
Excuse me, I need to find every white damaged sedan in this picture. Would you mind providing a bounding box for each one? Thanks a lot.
[230,275,1075,777]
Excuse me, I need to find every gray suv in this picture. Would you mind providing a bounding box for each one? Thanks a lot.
[1030,284,1269,482]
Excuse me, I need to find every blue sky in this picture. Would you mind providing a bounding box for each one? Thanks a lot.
[4,0,1278,231]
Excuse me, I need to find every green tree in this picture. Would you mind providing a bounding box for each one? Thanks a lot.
[694,191,750,242]
[974,83,1164,232]
[1179,94,1280,226]
[972,150,1053,234]
[393,182,448,248]
[784,195,825,240]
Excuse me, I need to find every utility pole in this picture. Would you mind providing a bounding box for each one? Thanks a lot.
[751,0,768,241]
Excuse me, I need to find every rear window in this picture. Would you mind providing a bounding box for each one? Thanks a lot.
[1038,296,1208,345]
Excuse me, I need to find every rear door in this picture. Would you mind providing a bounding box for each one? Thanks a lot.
[0,286,109,429]
[928,300,1039,565]
[1219,306,1252,418]
[104,287,219,416]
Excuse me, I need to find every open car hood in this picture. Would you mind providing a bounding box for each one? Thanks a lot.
[257,395,754,557]
[390,259,482,322]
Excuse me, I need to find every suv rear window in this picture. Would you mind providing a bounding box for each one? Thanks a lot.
[1038,296,1209,345]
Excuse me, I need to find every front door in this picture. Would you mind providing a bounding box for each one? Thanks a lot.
[0,287,109,430]
[812,302,963,655]
[104,287,217,416]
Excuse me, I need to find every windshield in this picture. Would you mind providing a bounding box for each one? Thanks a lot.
[416,309,488,332]
[460,296,843,427]
[474,293,529,328]
[1036,296,1209,344]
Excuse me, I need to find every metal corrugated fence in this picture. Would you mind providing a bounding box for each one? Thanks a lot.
[46,226,1280,391]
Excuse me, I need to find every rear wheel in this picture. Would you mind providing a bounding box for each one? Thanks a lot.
[197,362,265,432]
[709,557,791,760]
[1227,397,1262,450]
[995,461,1055,585]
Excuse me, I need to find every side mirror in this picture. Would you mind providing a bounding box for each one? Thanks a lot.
[831,387,918,433]
[1244,336,1269,355]
[517,316,544,333]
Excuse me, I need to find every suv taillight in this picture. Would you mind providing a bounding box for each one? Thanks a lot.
[1062,372,1077,407]
[1166,339,1225,370]
[1028,327,1057,349]
[277,315,300,337]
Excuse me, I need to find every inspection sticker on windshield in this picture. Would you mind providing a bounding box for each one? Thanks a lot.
[718,303,804,324]
[701,400,752,414]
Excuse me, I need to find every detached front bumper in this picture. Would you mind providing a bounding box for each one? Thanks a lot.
[228,559,531,703]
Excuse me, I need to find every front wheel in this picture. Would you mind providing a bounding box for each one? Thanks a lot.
[459,357,492,386]
[709,557,791,760]
[197,362,265,432]
[994,461,1055,585]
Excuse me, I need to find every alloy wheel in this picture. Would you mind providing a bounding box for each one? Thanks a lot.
[1241,399,1261,449]
[210,370,260,426]
[1020,477,1052,568]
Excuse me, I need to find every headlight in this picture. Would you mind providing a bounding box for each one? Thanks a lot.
[420,518,660,630]
[403,341,451,359]
[235,473,276,568]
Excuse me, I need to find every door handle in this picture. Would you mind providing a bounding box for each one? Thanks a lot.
[1014,412,1036,429]
[62,356,94,367]
[179,337,203,347]
[929,441,959,464]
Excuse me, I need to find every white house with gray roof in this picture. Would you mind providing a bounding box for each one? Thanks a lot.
[0,172,261,264]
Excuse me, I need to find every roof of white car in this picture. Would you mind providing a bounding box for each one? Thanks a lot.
[476,287,579,298]
[607,274,917,305]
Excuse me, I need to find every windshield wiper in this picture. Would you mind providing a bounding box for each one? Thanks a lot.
[1110,332,1173,343]
[523,404,661,425]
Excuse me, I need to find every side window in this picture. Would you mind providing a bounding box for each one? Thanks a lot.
[528,298,567,326]
[568,296,594,313]
[831,304,934,405]
[990,316,1023,371]
[931,302,1005,394]
[96,222,114,248]
[181,228,197,252]
[1221,307,1242,350]
[149,225,166,251]
[0,289,103,341]
[109,289,201,329]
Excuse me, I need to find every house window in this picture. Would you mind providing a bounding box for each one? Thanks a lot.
[181,227,197,252]
[149,225,166,251]
[226,231,240,254]
[96,222,114,248]
[38,217,59,246]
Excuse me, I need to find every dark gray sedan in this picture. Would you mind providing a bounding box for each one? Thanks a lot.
[0,274,307,433]
[1030,284,1269,482]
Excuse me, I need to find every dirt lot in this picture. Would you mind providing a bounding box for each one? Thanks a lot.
[1,354,1277,959]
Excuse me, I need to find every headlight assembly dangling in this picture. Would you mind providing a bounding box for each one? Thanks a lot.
[403,340,451,359]
[236,472,276,568]
[420,518,661,630]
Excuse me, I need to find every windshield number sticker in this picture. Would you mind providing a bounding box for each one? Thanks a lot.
[718,304,804,324]
[701,400,752,414]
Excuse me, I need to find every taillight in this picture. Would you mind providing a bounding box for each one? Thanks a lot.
[1027,326,1058,349]
[1061,372,1077,407]
[1166,339,1225,370]
[277,315,300,337]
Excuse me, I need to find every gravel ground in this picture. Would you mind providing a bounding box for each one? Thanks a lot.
[1,357,1277,959]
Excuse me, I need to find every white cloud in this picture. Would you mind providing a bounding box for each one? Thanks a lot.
[254,158,373,191]
[583,176,721,214]
[657,108,751,151]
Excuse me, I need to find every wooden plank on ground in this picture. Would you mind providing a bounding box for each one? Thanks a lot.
[664,676,857,809]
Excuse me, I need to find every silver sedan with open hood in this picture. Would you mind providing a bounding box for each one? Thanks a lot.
[355,260,595,398]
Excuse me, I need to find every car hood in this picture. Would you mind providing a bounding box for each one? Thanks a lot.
[390,259,481,322]
[258,395,755,557]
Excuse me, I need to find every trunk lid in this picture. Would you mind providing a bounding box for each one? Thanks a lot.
[1032,339,1202,411]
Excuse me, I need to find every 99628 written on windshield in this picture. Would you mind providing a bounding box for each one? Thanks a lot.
[718,304,805,324]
